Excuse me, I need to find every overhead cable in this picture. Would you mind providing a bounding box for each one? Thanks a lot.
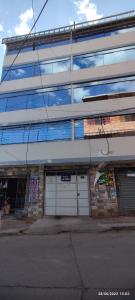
[1,0,49,83]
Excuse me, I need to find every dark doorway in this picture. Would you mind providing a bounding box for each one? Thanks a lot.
[7,179,17,213]
[0,178,26,214]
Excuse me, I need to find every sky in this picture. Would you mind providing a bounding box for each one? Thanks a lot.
[0,0,135,75]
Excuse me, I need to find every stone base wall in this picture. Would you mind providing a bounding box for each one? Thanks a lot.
[0,166,44,218]
[26,166,44,218]
[0,165,125,218]
[90,168,119,217]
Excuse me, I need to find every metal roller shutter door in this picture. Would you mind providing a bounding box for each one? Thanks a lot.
[45,172,90,216]
[117,173,135,214]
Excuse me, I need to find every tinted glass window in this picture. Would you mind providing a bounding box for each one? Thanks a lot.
[6,96,27,111]
[0,121,72,145]
[47,121,72,141]
[2,127,24,144]
[27,93,46,109]
[73,46,135,71]
[48,89,71,106]
[73,54,103,70]
[73,79,135,103]
[53,59,70,73]
[74,120,84,138]
[2,57,70,81]
[0,98,7,112]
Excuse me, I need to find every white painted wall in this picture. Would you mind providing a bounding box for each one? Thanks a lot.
[0,136,135,165]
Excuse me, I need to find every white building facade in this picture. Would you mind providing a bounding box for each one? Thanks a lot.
[1,11,135,217]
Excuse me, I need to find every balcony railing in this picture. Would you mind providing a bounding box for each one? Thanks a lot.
[2,9,135,45]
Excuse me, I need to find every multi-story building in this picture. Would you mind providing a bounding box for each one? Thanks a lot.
[1,10,135,218]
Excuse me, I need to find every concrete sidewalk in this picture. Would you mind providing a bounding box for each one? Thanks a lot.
[0,216,29,236]
[1,216,135,236]
[25,216,135,235]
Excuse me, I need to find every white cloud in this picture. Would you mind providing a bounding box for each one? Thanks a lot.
[7,29,12,36]
[0,24,3,32]
[15,8,33,35]
[0,43,6,54]
[74,0,103,22]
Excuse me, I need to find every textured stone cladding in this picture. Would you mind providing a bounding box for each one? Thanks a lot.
[0,166,44,218]
[27,166,44,218]
[90,168,119,217]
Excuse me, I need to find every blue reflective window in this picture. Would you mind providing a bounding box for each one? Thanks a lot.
[47,121,71,141]
[53,59,70,73]
[38,125,48,141]
[73,79,135,103]
[74,120,84,139]
[0,98,7,112]
[2,127,25,144]
[2,57,70,81]
[6,46,33,55]
[0,130,3,142]
[74,33,104,42]
[0,86,71,112]
[34,64,40,76]
[0,121,72,145]
[1,69,10,81]
[126,48,135,61]
[36,39,70,50]
[48,89,71,106]
[73,46,135,71]
[27,125,39,142]
[104,50,127,65]
[6,96,27,111]
[27,93,46,109]
[74,26,135,43]
[9,66,33,80]
[73,54,103,70]
[40,62,53,75]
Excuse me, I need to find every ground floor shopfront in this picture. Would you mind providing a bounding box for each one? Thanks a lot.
[0,164,135,218]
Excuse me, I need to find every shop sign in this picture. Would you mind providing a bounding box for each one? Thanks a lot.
[29,176,40,203]
[97,171,113,186]
[126,170,135,177]
[61,174,71,182]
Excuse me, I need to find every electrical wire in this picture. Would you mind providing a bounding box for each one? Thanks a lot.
[32,0,49,120]
[0,0,49,169]
[24,0,50,188]
[1,0,49,83]
[100,117,110,155]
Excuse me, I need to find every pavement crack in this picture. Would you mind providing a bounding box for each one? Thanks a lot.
[69,233,85,300]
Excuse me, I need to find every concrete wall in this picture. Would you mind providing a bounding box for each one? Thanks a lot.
[0,136,135,165]
[3,31,135,66]
[90,167,118,217]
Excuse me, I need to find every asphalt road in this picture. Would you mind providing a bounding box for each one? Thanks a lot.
[0,231,135,300]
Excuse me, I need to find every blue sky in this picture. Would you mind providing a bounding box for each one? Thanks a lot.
[0,0,135,75]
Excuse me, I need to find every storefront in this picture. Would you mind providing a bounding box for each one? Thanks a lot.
[0,166,44,218]
[44,170,90,216]
[116,169,135,216]
[0,177,26,215]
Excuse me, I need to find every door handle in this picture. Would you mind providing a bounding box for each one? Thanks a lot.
[77,192,80,196]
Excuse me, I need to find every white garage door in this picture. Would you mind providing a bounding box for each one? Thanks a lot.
[45,172,90,216]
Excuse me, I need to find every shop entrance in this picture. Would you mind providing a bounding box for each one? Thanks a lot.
[116,169,135,215]
[45,171,90,216]
[0,178,27,215]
